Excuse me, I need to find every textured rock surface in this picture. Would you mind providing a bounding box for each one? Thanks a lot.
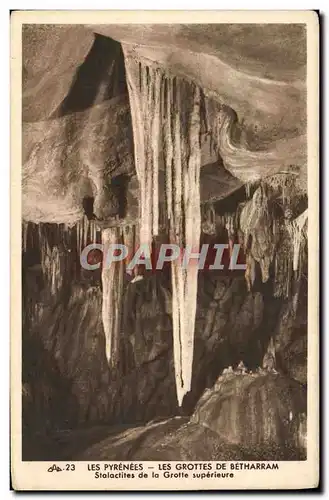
[76,371,306,461]
[22,97,135,223]
[89,24,306,81]
[192,372,306,452]
[275,300,308,385]
[23,25,94,122]
[90,24,306,148]
[76,417,248,461]
[24,378,306,461]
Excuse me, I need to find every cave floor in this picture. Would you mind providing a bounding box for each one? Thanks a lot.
[23,416,305,462]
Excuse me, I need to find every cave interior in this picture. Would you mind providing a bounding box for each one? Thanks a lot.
[22,24,308,461]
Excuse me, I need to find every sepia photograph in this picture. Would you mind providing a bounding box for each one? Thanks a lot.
[11,10,319,490]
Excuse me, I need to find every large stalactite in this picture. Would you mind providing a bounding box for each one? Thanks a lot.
[124,53,203,405]
[165,79,202,406]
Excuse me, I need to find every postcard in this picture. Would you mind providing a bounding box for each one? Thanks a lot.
[11,10,319,490]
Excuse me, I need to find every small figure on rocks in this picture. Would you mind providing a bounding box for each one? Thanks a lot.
[236,360,247,374]
[262,337,278,374]
[222,365,234,376]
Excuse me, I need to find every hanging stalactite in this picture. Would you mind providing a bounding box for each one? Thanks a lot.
[75,215,99,254]
[163,79,202,405]
[239,185,276,283]
[102,227,125,368]
[124,51,203,406]
[124,56,161,247]
[287,209,308,273]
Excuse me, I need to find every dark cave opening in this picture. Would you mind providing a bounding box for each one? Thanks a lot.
[82,196,96,220]
[53,33,127,117]
[110,174,130,219]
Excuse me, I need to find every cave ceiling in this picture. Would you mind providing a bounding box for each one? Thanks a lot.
[22,24,307,225]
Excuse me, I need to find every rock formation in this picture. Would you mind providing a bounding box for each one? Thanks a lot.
[21,24,308,461]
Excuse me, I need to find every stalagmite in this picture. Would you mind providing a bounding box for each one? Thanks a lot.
[124,51,203,406]
[102,227,125,368]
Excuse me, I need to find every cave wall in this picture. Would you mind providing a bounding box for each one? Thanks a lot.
[22,188,308,435]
